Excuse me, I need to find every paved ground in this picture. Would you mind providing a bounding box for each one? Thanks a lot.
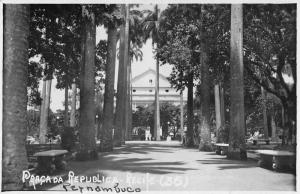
[46,141,295,191]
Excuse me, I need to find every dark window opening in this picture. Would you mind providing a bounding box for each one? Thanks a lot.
[133,89,136,92]
[165,90,169,92]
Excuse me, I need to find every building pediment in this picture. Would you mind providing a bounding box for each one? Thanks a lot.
[132,68,171,88]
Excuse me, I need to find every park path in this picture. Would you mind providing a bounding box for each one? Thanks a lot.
[48,141,295,191]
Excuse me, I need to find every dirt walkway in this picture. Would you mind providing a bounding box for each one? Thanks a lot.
[46,141,295,192]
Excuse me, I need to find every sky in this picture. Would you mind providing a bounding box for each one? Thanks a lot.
[46,4,175,112]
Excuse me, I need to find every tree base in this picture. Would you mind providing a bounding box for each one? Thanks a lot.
[75,149,98,161]
[2,182,24,191]
[227,148,247,160]
[199,142,213,151]
[113,140,122,147]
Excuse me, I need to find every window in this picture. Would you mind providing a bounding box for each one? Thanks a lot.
[165,89,169,93]
[133,89,136,92]
[149,90,152,92]
[149,79,153,84]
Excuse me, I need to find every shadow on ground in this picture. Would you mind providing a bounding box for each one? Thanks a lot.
[197,157,258,170]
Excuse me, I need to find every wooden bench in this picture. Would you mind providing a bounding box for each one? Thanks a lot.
[256,150,295,170]
[214,143,229,155]
[253,139,270,145]
[34,149,68,175]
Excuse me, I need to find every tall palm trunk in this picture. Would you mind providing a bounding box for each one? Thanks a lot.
[70,80,76,127]
[198,5,212,151]
[123,5,130,143]
[180,91,184,137]
[153,5,161,141]
[214,84,221,141]
[39,79,47,142]
[261,87,268,138]
[114,5,126,147]
[78,5,97,160]
[45,78,52,129]
[40,78,52,143]
[64,82,69,127]
[215,83,225,142]
[3,4,29,190]
[186,71,194,147]
[228,4,247,160]
[126,54,133,140]
[154,56,161,140]
[101,26,117,151]
[220,85,225,127]
[199,48,212,151]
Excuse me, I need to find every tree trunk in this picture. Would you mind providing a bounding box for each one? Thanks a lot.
[115,4,126,147]
[45,78,52,130]
[261,87,268,138]
[3,4,29,190]
[186,71,194,147]
[64,83,69,127]
[199,48,212,151]
[123,5,130,142]
[78,5,97,160]
[228,4,247,160]
[126,56,133,140]
[180,91,184,137]
[70,80,76,127]
[214,84,221,142]
[271,114,277,141]
[39,79,47,143]
[154,56,161,141]
[101,25,117,152]
[220,85,225,127]
[40,79,52,143]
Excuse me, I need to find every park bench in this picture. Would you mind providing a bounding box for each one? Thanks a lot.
[213,143,229,155]
[34,149,68,175]
[256,149,295,171]
[26,144,62,165]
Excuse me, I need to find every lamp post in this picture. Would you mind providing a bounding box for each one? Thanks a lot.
[56,116,60,128]
[95,115,99,140]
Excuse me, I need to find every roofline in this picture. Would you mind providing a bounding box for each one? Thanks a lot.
[132,68,169,83]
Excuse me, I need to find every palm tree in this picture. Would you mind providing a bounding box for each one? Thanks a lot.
[123,5,130,143]
[198,46,212,151]
[127,44,143,140]
[115,4,127,146]
[39,72,52,144]
[70,79,76,127]
[77,5,97,160]
[3,4,30,190]
[115,5,144,144]
[64,80,69,127]
[214,83,225,142]
[186,71,194,146]
[101,22,118,151]
[261,87,269,139]
[126,6,144,141]
[142,5,161,140]
[39,78,47,143]
[228,4,247,160]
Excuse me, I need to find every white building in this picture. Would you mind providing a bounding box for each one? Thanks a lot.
[131,68,187,110]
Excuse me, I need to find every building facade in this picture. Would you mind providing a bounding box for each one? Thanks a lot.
[131,69,187,110]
